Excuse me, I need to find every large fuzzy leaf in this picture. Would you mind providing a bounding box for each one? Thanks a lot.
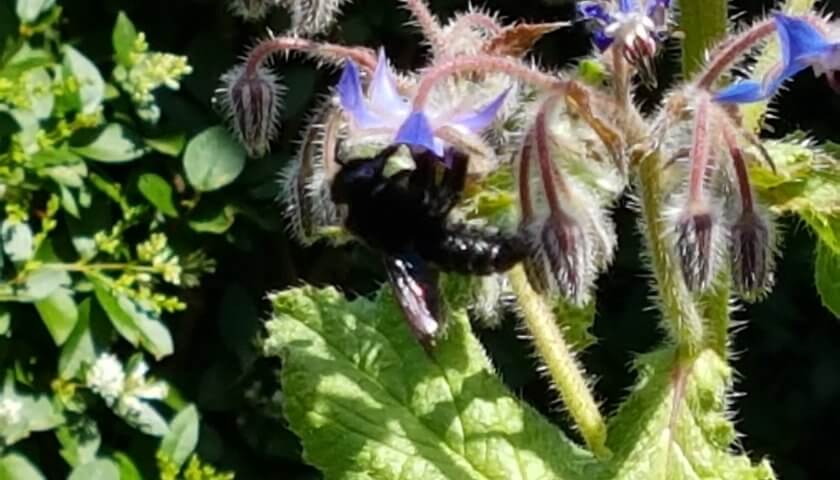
[602,349,775,480]
[264,286,593,480]
[264,286,775,480]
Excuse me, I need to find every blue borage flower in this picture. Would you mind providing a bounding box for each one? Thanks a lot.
[577,0,670,52]
[715,14,840,103]
[337,49,509,158]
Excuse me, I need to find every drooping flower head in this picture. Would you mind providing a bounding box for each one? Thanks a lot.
[577,0,671,84]
[336,50,509,159]
[715,14,840,103]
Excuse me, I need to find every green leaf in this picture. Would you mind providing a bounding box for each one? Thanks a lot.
[816,241,840,318]
[145,133,186,157]
[136,173,178,217]
[0,305,10,336]
[1,374,65,446]
[117,399,169,437]
[24,67,54,119]
[68,458,120,480]
[59,298,110,379]
[19,269,71,301]
[264,286,592,480]
[187,200,236,234]
[91,279,140,344]
[601,349,774,480]
[753,140,840,252]
[57,417,101,467]
[160,405,200,468]
[67,199,112,260]
[183,126,246,192]
[112,12,138,66]
[15,0,54,22]
[71,124,147,163]
[0,453,45,480]
[62,46,105,114]
[34,288,79,345]
[113,452,143,480]
[90,277,173,359]
[1,220,33,263]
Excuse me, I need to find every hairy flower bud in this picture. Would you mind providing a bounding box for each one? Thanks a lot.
[730,209,775,301]
[523,212,592,306]
[674,207,722,293]
[217,64,283,158]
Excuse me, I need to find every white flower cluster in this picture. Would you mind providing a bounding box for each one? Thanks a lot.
[86,353,169,435]
[0,397,23,432]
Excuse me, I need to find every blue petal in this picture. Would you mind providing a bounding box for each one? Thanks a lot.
[337,61,383,128]
[593,30,615,51]
[775,14,830,61]
[713,80,768,104]
[577,2,612,23]
[619,0,638,13]
[369,49,409,116]
[450,88,510,133]
[394,111,441,155]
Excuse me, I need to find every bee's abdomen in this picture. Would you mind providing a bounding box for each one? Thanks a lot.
[420,223,530,275]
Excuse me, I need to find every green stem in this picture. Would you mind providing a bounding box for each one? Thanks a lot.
[508,265,609,458]
[701,275,731,358]
[637,154,705,357]
[679,0,728,77]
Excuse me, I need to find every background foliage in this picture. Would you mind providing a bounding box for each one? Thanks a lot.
[0,0,839,479]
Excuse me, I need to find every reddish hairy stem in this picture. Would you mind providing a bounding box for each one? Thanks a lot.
[722,126,755,212]
[695,19,775,90]
[245,37,378,77]
[687,94,711,207]
[400,0,445,52]
[518,136,535,221]
[413,55,566,109]
[534,96,573,219]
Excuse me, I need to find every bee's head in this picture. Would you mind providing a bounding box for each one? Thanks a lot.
[330,145,400,204]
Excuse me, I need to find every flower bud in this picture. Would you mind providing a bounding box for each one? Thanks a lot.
[674,207,721,293]
[730,210,775,301]
[217,64,283,158]
[523,211,592,306]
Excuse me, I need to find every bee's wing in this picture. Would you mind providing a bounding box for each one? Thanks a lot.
[383,253,442,348]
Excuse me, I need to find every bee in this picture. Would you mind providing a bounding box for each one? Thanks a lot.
[331,145,530,346]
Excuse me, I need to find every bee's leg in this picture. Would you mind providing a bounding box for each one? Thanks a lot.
[430,149,469,214]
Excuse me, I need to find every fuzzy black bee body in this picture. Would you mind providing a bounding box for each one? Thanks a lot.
[331,145,529,345]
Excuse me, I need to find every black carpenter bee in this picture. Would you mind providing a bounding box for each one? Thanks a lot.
[331,145,530,346]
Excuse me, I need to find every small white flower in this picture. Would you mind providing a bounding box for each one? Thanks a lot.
[86,353,125,405]
[0,397,23,430]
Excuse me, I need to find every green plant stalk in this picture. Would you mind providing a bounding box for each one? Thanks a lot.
[637,154,705,357]
[679,0,728,77]
[742,0,817,131]
[701,274,731,358]
[508,265,609,458]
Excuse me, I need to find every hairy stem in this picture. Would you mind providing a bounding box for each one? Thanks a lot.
[694,19,776,90]
[679,0,728,77]
[413,55,566,109]
[687,94,711,207]
[400,0,445,52]
[508,265,609,458]
[245,36,377,76]
[637,153,705,356]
